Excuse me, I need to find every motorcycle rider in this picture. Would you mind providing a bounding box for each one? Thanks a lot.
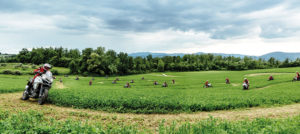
[26,63,52,96]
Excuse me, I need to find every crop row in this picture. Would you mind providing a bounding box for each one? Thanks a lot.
[0,110,299,133]
[48,81,300,114]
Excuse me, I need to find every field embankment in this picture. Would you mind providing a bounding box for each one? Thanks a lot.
[0,92,300,133]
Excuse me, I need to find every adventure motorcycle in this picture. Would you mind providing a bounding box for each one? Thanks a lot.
[22,70,53,105]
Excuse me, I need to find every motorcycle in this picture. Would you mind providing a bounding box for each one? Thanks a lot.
[243,82,249,90]
[22,70,53,105]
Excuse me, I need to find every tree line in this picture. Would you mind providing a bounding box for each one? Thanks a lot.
[2,47,300,75]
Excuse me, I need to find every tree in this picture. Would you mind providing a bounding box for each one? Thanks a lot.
[69,60,79,74]
[157,59,165,72]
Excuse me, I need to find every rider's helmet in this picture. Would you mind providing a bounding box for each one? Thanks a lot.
[43,63,52,70]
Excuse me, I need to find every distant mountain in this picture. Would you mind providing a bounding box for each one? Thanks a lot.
[260,52,300,61]
[0,54,16,58]
[129,52,253,58]
[129,52,186,58]
[129,51,300,61]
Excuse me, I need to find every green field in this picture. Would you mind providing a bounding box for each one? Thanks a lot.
[1,67,300,113]
[44,67,300,113]
[0,67,300,133]
[0,74,28,93]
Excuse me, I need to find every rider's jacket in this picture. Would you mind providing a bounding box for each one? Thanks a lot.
[32,67,48,82]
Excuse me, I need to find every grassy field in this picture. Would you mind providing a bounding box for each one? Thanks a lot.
[1,67,300,113]
[0,74,29,93]
[46,67,300,113]
[0,67,300,133]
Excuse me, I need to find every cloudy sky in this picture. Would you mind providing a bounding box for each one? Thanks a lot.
[0,0,300,56]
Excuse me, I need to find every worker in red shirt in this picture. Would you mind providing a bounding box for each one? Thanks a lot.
[297,72,300,80]
[226,78,230,84]
[204,80,212,88]
[243,78,249,86]
[269,75,274,80]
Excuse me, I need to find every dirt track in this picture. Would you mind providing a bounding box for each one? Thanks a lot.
[1,92,300,130]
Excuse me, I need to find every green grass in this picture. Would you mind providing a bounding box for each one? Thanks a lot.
[0,110,299,134]
[1,67,300,113]
[47,67,300,113]
[0,75,28,93]
[158,116,300,134]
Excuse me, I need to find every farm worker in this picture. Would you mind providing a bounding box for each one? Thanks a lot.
[243,78,249,86]
[162,81,168,87]
[89,80,92,86]
[154,81,159,85]
[172,79,175,84]
[112,80,117,84]
[124,82,130,88]
[297,72,300,80]
[225,78,230,84]
[269,75,274,80]
[204,80,209,87]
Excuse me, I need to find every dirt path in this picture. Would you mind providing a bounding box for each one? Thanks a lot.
[55,82,66,89]
[0,92,299,130]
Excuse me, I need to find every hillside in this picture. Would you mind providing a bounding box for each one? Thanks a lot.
[129,51,300,61]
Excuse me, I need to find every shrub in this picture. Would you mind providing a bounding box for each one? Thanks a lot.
[52,69,59,75]
[14,71,22,75]
[2,70,13,74]
[14,63,23,68]
[82,71,89,77]
[31,65,37,69]
[22,65,29,70]
[0,63,6,67]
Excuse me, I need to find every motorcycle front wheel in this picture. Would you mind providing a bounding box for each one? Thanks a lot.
[21,90,29,100]
[38,89,49,105]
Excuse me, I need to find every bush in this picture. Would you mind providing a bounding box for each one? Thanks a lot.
[0,63,6,67]
[51,69,59,75]
[14,63,23,68]
[2,70,13,74]
[31,65,37,69]
[82,71,89,77]
[22,65,29,70]
[14,71,22,75]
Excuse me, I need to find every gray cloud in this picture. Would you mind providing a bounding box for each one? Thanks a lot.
[0,0,300,54]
